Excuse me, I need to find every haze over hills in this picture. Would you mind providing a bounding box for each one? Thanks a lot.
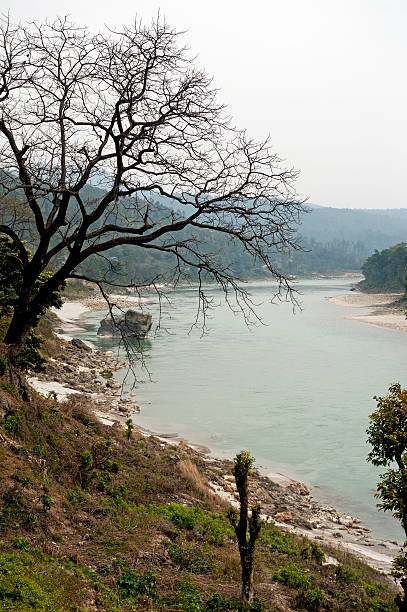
[65,191,407,282]
[3,175,407,281]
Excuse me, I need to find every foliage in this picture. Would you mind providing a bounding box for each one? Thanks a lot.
[15,332,47,372]
[361,243,407,292]
[0,235,25,318]
[3,410,19,437]
[299,587,326,611]
[273,561,312,590]
[39,494,53,512]
[125,418,133,441]
[117,569,158,601]
[367,382,407,608]
[175,580,203,611]
[366,383,407,523]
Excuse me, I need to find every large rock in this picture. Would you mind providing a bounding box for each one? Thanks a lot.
[97,309,152,339]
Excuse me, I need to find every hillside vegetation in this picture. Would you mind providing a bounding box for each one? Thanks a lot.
[0,342,399,611]
[359,243,407,293]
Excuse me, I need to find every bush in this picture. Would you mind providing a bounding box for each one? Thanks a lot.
[300,587,326,611]
[11,536,30,551]
[273,562,312,590]
[3,413,19,436]
[175,581,203,612]
[117,570,157,601]
[67,488,84,510]
[301,541,325,563]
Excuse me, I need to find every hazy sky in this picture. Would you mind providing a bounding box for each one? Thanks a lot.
[9,0,407,209]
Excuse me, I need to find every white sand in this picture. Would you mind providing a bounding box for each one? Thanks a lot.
[52,302,90,322]
[329,292,407,333]
[27,377,81,401]
[329,293,401,309]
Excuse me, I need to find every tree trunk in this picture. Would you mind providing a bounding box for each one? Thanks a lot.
[396,579,407,611]
[241,559,254,607]
[3,304,39,358]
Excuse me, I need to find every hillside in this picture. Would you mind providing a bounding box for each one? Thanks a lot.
[358,243,407,293]
[0,326,401,611]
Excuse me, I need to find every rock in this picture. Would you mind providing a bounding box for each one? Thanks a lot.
[106,379,121,389]
[71,338,92,352]
[274,511,293,523]
[97,309,152,339]
[339,514,354,527]
[288,481,310,496]
[0,392,10,418]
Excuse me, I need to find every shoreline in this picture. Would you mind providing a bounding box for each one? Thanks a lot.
[328,290,407,333]
[26,296,403,575]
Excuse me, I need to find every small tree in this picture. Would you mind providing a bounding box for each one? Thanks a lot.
[227,450,262,607]
[367,383,407,610]
[125,418,134,440]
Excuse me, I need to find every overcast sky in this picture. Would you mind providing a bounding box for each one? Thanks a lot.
[9,0,407,209]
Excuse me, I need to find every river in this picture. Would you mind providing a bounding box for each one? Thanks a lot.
[75,277,407,542]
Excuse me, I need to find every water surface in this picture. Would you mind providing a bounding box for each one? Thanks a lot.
[77,278,406,542]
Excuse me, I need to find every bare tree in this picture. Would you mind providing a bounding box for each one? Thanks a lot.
[0,16,304,362]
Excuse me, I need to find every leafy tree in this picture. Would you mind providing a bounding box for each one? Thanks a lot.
[367,383,407,610]
[227,451,262,608]
[0,16,303,366]
[361,243,407,292]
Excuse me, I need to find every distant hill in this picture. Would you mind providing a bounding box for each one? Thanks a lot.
[3,174,407,279]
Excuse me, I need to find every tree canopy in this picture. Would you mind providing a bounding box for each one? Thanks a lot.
[361,243,407,292]
[0,16,304,360]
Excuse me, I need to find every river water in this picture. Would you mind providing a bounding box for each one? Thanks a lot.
[76,278,407,542]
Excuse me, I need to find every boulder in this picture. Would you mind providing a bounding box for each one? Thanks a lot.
[97,310,152,339]
[71,338,92,352]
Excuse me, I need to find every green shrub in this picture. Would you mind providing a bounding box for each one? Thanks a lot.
[300,587,326,611]
[39,494,52,512]
[163,503,232,546]
[273,561,312,590]
[176,580,203,612]
[3,408,19,436]
[334,564,361,585]
[1,381,15,394]
[250,595,266,611]
[301,541,325,563]
[11,536,30,551]
[117,569,157,600]
[22,513,38,531]
[67,488,84,510]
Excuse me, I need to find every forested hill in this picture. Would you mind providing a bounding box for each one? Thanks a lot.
[4,176,407,280]
[359,243,407,293]
[76,196,407,281]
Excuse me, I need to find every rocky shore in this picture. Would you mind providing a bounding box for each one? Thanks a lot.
[28,335,139,423]
[205,456,400,574]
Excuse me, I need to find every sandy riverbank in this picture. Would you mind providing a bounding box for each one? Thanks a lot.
[329,291,407,333]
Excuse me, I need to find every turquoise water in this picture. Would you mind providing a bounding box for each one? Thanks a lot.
[77,278,407,542]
